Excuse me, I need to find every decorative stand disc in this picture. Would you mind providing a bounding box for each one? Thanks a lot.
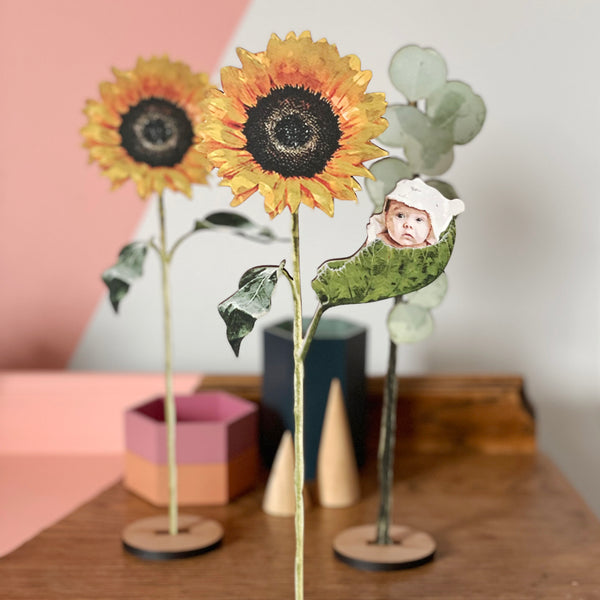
[122,514,224,560]
[333,524,435,571]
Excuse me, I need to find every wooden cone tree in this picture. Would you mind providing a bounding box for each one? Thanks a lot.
[263,431,312,516]
[317,378,360,507]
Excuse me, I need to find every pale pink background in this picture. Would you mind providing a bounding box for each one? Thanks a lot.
[0,0,249,368]
[0,0,249,556]
[0,371,201,556]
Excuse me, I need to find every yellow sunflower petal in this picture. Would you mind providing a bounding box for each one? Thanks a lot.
[301,179,334,214]
[88,145,127,166]
[83,100,121,128]
[236,47,274,99]
[221,66,256,107]
[202,121,246,148]
[284,178,302,213]
[316,172,359,201]
[81,123,121,145]
[230,184,259,207]
[162,168,192,197]
[299,185,316,209]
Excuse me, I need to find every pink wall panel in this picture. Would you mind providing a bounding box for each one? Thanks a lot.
[0,0,249,368]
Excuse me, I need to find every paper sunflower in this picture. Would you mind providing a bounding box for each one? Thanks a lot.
[82,56,214,199]
[200,31,388,218]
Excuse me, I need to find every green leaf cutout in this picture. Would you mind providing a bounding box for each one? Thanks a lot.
[193,211,282,243]
[364,157,413,212]
[218,261,286,356]
[389,45,448,102]
[424,179,458,200]
[101,241,149,313]
[426,80,486,145]
[311,220,456,308]
[404,272,448,309]
[387,302,434,344]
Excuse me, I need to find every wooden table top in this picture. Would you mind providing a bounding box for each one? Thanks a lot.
[2,375,600,599]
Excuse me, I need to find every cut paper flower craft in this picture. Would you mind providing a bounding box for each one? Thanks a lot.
[200,31,388,218]
[330,44,486,572]
[82,56,214,198]
[82,56,281,561]
[210,31,388,600]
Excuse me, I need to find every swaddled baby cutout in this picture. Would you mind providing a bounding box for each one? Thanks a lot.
[312,178,464,308]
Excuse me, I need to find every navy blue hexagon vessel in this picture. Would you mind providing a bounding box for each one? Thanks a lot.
[261,317,367,481]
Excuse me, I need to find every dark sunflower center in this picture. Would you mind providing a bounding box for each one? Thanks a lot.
[243,85,341,178]
[119,98,194,167]
[274,115,312,148]
[143,119,173,145]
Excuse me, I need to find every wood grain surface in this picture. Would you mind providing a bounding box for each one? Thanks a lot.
[2,375,599,600]
[201,374,535,454]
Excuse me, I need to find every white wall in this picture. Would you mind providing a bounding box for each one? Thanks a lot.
[71,0,600,514]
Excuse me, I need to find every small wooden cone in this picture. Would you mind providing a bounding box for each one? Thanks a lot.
[317,378,360,507]
[262,431,311,516]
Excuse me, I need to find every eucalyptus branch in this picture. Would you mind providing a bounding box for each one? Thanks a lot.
[375,295,402,544]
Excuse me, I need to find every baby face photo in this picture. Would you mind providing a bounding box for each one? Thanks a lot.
[379,200,435,249]
[365,178,465,250]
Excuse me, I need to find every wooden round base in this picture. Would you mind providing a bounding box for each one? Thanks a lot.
[333,524,436,571]
[122,514,224,560]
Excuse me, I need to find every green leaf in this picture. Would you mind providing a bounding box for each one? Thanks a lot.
[378,104,423,148]
[378,105,454,176]
[426,80,486,144]
[364,157,413,212]
[404,272,448,308]
[424,179,458,200]
[405,139,454,176]
[389,45,448,102]
[193,211,282,243]
[101,241,149,313]
[387,302,434,344]
[218,262,286,356]
[311,220,456,308]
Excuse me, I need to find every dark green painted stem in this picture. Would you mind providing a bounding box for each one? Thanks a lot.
[375,296,402,544]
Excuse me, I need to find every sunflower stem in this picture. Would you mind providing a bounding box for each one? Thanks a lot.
[290,212,305,600]
[168,233,191,263]
[158,193,178,536]
[375,296,402,544]
[299,304,325,362]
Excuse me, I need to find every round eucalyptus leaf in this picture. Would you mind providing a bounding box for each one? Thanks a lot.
[364,157,413,212]
[387,302,434,344]
[389,45,447,102]
[379,105,454,175]
[424,179,458,200]
[377,104,414,147]
[426,80,486,145]
[404,272,448,308]
[404,135,454,176]
[378,104,431,147]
